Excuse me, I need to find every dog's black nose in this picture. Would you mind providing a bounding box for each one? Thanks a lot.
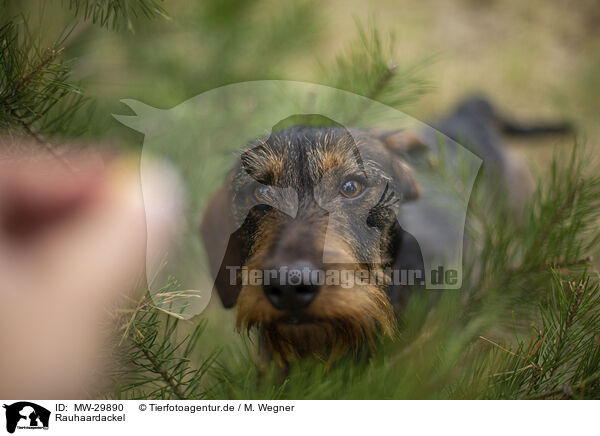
[263,261,320,311]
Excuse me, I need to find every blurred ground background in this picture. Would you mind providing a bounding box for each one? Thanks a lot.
[11,1,599,149]
[6,0,600,374]
[58,0,600,171]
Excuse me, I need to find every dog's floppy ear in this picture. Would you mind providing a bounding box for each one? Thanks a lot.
[373,129,428,202]
[390,158,421,202]
[201,183,244,308]
[376,129,429,157]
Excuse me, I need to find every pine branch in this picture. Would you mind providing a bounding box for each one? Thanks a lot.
[520,177,583,271]
[12,112,75,171]
[345,61,397,126]
[13,46,63,90]
[136,339,186,400]
[66,0,169,31]
[112,291,220,400]
[0,20,86,146]
[477,272,600,399]
[530,374,600,399]
[321,20,431,125]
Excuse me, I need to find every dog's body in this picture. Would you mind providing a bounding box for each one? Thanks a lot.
[202,96,571,363]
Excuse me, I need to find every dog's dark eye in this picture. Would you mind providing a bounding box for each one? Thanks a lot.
[340,179,364,199]
[253,185,271,202]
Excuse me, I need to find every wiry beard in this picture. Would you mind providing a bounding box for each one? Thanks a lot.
[236,282,396,363]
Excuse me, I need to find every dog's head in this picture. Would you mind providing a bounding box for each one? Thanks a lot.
[202,125,424,361]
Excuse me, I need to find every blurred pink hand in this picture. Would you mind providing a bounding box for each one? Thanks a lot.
[0,148,182,399]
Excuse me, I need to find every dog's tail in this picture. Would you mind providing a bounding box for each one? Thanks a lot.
[453,95,574,138]
[499,118,573,136]
[496,106,573,137]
